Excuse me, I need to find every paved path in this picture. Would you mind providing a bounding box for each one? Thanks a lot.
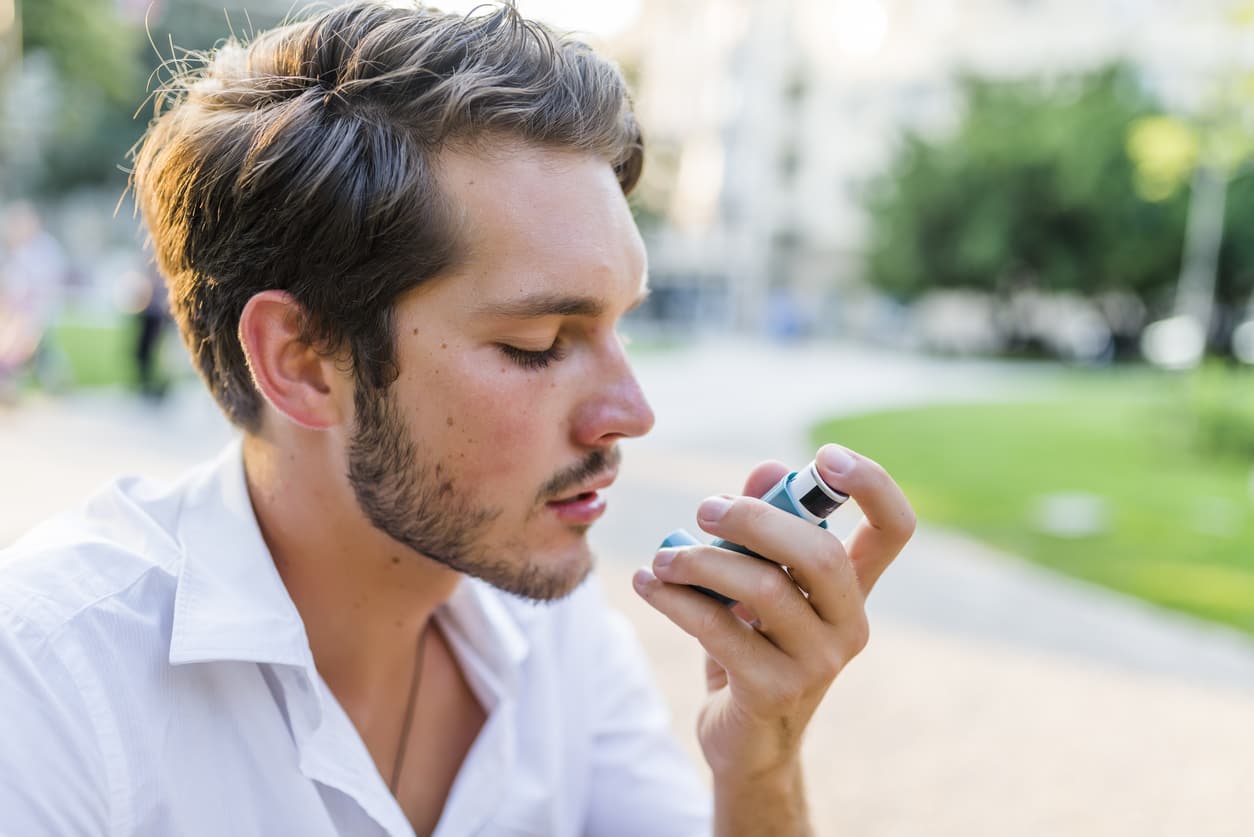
[3,338,1253,835]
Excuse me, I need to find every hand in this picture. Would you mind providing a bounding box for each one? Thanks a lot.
[633,444,916,783]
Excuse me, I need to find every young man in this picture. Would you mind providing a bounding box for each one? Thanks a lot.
[0,3,915,835]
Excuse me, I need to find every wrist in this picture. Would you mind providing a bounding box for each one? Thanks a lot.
[713,757,812,837]
[711,752,804,790]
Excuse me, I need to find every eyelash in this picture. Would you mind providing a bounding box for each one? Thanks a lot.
[498,340,567,370]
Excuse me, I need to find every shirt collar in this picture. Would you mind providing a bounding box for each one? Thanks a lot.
[168,438,313,670]
[440,578,533,702]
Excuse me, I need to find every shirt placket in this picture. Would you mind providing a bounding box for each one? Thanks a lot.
[431,694,516,836]
[285,666,417,837]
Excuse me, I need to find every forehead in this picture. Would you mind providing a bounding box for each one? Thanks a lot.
[432,143,646,304]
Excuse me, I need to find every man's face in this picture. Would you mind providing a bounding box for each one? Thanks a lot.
[346,144,654,601]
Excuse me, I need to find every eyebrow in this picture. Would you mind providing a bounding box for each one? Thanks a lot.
[474,286,651,319]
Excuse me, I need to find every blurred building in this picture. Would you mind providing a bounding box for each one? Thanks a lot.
[614,0,1250,333]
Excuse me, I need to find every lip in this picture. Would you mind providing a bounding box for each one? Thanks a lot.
[548,470,618,504]
[545,470,617,526]
[546,491,608,526]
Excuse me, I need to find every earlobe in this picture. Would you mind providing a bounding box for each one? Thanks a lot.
[238,290,341,430]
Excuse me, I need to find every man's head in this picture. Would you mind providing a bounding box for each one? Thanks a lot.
[133,2,654,599]
[134,0,643,431]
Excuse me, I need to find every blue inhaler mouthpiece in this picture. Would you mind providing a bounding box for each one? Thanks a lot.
[658,459,849,606]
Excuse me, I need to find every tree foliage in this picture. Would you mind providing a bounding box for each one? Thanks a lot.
[20,0,141,104]
[11,0,284,196]
[860,65,1254,315]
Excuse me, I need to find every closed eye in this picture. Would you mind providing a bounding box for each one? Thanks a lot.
[498,341,567,370]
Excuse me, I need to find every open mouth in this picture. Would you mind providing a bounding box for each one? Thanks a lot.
[545,488,608,525]
[550,490,597,506]
[542,467,616,525]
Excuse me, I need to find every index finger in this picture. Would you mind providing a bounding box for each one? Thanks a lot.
[812,444,915,592]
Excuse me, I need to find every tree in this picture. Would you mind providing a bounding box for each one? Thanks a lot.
[19,0,141,102]
[6,0,285,197]
[1126,3,1254,364]
[4,0,142,193]
[863,65,1198,326]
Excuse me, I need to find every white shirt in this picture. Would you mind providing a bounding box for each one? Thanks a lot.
[0,441,712,836]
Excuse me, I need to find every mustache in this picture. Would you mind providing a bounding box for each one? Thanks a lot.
[538,446,622,502]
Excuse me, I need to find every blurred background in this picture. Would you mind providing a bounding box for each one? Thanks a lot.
[2,1,1254,834]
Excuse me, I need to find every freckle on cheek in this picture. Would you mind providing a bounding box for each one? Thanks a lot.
[412,328,418,335]
[446,416,454,427]
[441,342,447,349]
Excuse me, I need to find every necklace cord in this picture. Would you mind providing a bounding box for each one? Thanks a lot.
[389,622,431,795]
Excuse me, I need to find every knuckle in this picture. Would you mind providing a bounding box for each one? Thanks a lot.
[844,613,871,658]
[809,542,843,576]
[891,505,918,544]
[812,645,846,682]
[751,564,794,603]
[730,626,761,661]
[695,597,734,638]
[665,546,692,573]
[861,454,890,482]
[762,669,808,705]
[664,545,708,581]
[739,497,773,526]
[901,505,919,537]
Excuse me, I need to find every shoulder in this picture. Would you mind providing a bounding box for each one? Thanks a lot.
[0,472,187,644]
[0,472,190,837]
[0,471,193,815]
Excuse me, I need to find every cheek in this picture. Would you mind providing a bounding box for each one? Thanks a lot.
[418,354,561,485]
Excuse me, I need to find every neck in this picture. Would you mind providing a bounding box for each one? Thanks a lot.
[241,432,462,702]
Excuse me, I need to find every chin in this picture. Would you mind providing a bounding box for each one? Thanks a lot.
[534,541,596,601]
[471,536,596,602]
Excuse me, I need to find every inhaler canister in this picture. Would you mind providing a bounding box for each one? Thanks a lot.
[658,460,850,605]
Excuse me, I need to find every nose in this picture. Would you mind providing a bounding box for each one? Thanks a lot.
[570,339,655,447]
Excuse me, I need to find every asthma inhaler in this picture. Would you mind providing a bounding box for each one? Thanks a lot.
[658,460,850,605]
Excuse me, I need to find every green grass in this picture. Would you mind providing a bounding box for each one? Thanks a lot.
[48,318,140,388]
[26,316,189,391]
[813,370,1254,634]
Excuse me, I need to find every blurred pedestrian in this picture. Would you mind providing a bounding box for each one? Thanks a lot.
[0,202,68,398]
[133,260,170,399]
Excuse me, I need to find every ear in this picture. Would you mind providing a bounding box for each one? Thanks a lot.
[238,290,342,430]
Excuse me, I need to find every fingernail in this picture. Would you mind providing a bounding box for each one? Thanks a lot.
[819,445,856,476]
[654,547,679,569]
[698,495,733,523]
[632,567,656,591]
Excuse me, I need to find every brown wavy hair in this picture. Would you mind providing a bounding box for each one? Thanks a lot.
[131,1,644,431]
